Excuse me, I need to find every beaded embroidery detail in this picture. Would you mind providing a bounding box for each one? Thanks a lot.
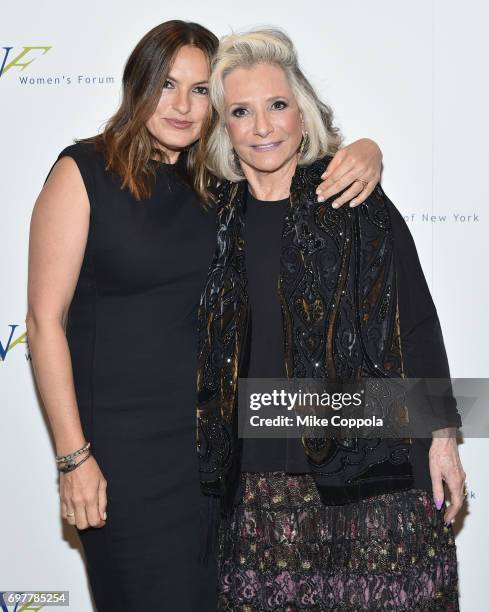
[197,157,412,508]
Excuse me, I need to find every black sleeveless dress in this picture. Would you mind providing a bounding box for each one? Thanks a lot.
[53,142,218,611]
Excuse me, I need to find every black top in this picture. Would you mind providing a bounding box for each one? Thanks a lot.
[243,189,288,381]
[241,190,310,472]
[240,187,450,493]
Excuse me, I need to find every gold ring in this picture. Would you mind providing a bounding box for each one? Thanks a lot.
[355,178,368,188]
[66,512,75,517]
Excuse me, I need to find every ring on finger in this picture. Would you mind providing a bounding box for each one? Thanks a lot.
[354,178,369,189]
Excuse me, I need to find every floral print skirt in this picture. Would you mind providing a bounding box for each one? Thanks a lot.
[217,471,459,611]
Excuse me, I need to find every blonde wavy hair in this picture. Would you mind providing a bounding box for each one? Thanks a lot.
[203,28,343,182]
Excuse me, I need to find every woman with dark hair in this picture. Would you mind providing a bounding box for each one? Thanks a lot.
[27,19,384,611]
[197,28,465,610]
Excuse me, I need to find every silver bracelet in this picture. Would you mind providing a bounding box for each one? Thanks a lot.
[55,441,91,463]
[58,451,91,473]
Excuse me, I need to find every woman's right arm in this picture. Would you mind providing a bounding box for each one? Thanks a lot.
[26,156,107,530]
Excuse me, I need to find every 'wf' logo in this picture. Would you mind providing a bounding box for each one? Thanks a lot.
[0,325,28,361]
[0,46,52,77]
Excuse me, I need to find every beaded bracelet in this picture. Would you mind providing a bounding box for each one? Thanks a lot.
[55,441,91,464]
[58,450,91,473]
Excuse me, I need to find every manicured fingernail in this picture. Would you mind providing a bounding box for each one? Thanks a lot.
[103,511,107,520]
[434,499,443,510]
[317,195,325,203]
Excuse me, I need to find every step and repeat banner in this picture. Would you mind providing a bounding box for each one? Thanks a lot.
[1,1,487,610]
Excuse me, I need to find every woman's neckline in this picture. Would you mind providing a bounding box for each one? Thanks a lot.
[148,157,176,167]
[247,188,289,205]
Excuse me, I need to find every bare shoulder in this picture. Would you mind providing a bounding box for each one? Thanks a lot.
[35,155,89,219]
[43,155,86,195]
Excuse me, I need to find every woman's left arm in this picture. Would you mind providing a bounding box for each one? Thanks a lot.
[316,138,382,208]
[384,187,465,526]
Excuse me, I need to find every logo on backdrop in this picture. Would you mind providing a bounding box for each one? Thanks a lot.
[0,325,29,362]
[0,46,51,77]
[1,46,116,86]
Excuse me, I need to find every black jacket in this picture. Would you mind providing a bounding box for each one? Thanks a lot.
[196,156,461,516]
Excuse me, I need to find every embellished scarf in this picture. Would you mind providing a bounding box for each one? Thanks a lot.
[196,156,413,563]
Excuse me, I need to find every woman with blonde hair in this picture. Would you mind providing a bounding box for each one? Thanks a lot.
[197,28,464,610]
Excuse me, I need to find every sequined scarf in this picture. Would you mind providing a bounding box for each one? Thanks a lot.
[196,156,413,561]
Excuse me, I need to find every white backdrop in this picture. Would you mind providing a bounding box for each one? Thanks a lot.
[1,1,487,610]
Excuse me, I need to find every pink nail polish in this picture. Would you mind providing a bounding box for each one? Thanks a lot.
[434,499,443,510]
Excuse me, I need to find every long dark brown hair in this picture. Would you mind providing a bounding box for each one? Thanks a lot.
[81,20,218,201]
